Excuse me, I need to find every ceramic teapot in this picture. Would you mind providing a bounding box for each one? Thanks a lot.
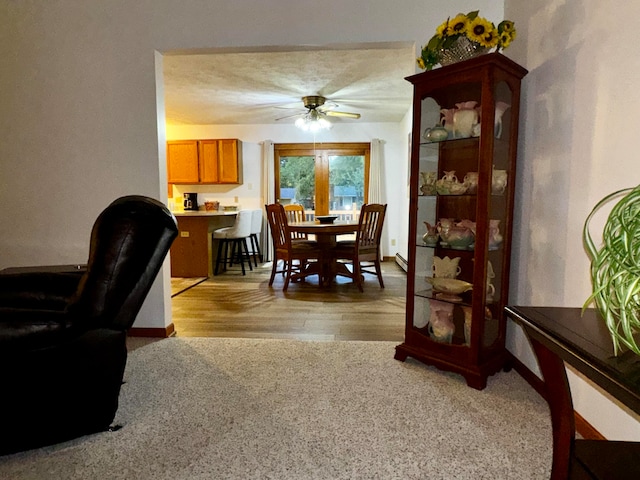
[423,124,449,142]
[436,171,467,195]
[442,170,458,183]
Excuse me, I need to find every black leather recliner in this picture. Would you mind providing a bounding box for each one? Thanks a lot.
[0,195,178,455]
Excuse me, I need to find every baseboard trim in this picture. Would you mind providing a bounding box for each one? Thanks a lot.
[507,351,604,440]
[395,253,408,272]
[129,323,175,338]
[574,411,606,440]
[508,351,546,399]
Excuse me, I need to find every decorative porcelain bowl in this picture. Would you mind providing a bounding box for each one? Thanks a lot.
[439,225,474,249]
[426,277,473,295]
[316,215,338,224]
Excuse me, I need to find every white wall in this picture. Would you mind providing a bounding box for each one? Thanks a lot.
[166,122,408,257]
[2,0,501,331]
[505,0,640,440]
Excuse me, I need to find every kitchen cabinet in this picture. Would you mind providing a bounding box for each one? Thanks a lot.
[167,139,242,184]
[394,53,528,390]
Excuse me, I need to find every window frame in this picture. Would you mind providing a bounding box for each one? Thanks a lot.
[274,142,371,217]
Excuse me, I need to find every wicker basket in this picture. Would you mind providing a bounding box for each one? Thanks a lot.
[438,36,488,66]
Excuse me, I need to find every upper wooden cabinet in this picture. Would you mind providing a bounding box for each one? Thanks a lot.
[167,139,242,184]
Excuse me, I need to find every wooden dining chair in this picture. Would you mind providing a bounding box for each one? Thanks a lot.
[283,204,308,240]
[264,203,321,290]
[333,203,387,292]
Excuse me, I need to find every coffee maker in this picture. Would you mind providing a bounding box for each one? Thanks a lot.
[183,193,198,211]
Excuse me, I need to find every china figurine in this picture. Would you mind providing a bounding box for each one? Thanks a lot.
[438,219,474,250]
[492,168,508,195]
[422,222,439,246]
[420,171,437,195]
[462,306,472,345]
[427,299,455,344]
[432,255,461,279]
[463,172,479,194]
[494,101,511,138]
[488,219,503,250]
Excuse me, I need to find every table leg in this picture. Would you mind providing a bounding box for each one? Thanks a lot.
[529,335,575,480]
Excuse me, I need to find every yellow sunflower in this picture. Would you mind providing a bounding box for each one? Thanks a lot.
[417,57,426,70]
[499,32,514,49]
[467,17,495,46]
[448,14,469,36]
[435,20,449,38]
[480,29,500,49]
[498,20,515,33]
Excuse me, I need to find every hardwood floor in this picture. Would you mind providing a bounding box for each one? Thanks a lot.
[170,260,407,341]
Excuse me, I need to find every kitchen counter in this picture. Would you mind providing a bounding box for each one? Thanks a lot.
[169,212,236,277]
[171,210,237,217]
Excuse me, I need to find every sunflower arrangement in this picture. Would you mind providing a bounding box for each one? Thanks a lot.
[417,11,516,71]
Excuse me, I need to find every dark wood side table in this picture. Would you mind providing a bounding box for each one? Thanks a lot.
[505,306,640,480]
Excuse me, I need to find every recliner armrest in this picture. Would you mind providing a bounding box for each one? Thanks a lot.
[0,271,84,311]
[0,308,78,354]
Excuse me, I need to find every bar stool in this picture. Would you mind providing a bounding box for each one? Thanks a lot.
[213,210,253,275]
[248,209,263,267]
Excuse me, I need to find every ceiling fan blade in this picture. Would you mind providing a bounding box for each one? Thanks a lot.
[325,110,361,119]
[275,111,305,121]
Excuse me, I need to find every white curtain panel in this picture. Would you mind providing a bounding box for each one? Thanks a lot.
[368,138,387,258]
[261,140,275,262]
[368,138,383,204]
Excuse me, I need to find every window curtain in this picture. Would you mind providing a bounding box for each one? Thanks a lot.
[368,138,387,258]
[261,140,275,262]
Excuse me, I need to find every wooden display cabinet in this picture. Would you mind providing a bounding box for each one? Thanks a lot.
[167,139,242,185]
[395,54,528,390]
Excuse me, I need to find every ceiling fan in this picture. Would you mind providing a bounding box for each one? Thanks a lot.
[275,95,362,123]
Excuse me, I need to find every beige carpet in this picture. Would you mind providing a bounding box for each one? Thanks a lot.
[0,338,552,479]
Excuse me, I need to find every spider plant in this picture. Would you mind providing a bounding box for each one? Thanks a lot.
[583,185,640,356]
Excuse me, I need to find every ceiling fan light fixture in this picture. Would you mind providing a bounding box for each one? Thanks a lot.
[295,109,332,132]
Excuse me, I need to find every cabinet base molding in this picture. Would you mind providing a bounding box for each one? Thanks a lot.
[128,323,175,338]
[395,343,507,390]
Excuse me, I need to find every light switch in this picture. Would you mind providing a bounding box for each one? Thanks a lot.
[180,231,190,237]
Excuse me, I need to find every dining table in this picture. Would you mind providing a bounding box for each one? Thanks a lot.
[288,220,359,286]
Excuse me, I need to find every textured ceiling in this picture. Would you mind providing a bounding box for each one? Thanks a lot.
[162,44,416,126]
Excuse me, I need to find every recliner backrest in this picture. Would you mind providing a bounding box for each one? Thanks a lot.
[67,196,178,331]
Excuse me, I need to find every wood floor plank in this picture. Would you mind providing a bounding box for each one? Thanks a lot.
[171,260,406,341]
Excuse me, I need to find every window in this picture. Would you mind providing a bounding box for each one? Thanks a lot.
[274,143,370,219]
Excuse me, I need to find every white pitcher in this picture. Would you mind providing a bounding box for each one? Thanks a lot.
[453,101,479,138]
